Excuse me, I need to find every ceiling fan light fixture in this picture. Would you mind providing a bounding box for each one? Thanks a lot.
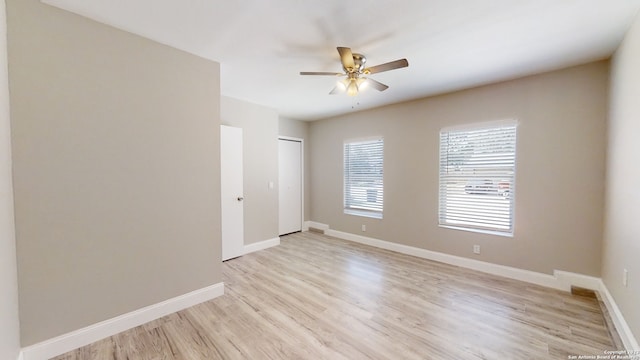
[300,47,409,96]
[357,78,368,91]
[346,80,359,96]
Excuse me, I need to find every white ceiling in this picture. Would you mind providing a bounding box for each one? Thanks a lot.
[42,0,640,121]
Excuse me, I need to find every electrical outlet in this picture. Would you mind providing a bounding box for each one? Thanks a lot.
[361,224,366,232]
[473,245,481,254]
[623,269,629,287]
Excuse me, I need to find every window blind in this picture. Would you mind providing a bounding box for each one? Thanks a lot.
[344,138,384,217]
[439,123,517,235]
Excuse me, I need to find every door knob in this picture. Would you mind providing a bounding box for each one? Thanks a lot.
[237,196,244,201]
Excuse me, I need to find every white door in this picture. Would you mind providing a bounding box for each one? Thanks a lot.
[279,138,302,235]
[221,125,244,261]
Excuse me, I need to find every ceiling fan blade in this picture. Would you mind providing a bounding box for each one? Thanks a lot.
[363,59,409,74]
[300,71,343,76]
[363,78,389,91]
[337,47,355,71]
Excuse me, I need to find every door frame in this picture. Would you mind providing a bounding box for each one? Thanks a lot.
[278,136,304,233]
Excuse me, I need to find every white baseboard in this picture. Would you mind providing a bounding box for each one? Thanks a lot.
[303,221,329,232]
[21,282,225,360]
[244,237,280,255]
[313,221,639,350]
[325,227,571,291]
[554,270,602,291]
[598,281,640,351]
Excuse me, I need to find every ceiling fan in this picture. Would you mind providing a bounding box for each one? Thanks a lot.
[300,47,409,96]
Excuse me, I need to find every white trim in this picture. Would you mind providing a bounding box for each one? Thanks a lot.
[439,224,513,238]
[440,118,519,132]
[17,351,23,360]
[278,135,303,142]
[21,282,224,360]
[554,270,601,291]
[325,228,566,290]
[598,280,640,351]
[303,221,329,232]
[344,208,383,219]
[244,237,280,255]
[343,136,383,144]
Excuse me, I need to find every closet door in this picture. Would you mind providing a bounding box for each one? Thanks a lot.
[279,138,302,235]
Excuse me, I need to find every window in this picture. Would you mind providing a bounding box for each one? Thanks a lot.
[439,121,517,236]
[344,138,383,219]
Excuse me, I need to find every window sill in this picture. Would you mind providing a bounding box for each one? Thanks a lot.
[344,209,383,219]
[439,224,513,238]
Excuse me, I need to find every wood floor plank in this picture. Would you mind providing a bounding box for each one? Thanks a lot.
[52,232,621,360]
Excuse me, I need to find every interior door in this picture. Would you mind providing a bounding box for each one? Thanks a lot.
[279,138,302,235]
[221,125,244,261]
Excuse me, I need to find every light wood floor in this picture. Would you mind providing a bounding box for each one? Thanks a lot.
[54,232,618,360]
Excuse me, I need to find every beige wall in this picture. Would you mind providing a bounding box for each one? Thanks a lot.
[279,117,311,221]
[603,13,640,344]
[221,97,279,244]
[0,0,21,357]
[7,0,221,345]
[309,61,608,276]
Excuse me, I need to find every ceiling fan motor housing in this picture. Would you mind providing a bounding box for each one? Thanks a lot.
[346,53,366,73]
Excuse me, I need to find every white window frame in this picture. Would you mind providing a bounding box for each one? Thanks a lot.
[438,120,518,236]
[344,137,384,219]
